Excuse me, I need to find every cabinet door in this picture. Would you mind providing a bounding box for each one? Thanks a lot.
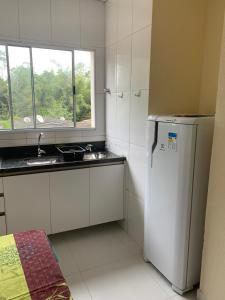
[50,169,90,234]
[4,173,51,234]
[0,216,6,236]
[90,165,124,225]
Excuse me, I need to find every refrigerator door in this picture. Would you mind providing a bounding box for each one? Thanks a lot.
[144,121,197,291]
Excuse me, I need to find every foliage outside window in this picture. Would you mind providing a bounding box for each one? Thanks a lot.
[0,45,95,130]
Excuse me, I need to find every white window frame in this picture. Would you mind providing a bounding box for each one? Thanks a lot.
[0,41,96,132]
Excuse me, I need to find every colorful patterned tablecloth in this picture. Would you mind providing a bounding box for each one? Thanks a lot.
[0,230,72,300]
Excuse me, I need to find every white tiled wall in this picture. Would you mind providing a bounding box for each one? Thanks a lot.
[105,0,152,247]
[0,0,105,146]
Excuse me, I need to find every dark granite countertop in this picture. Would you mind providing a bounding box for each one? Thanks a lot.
[0,142,125,177]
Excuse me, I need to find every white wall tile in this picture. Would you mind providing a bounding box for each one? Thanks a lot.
[118,0,132,40]
[132,0,153,32]
[19,0,51,42]
[108,138,129,158]
[128,144,147,200]
[0,132,27,140]
[26,131,55,140]
[54,130,82,139]
[116,92,130,143]
[81,135,105,142]
[80,0,105,47]
[117,36,132,92]
[105,0,118,46]
[26,131,56,145]
[0,0,19,40]
[105,0,152,246]
[0,139,27,147]
[0,0,105,148]
[106,93,117,138]
[106,45,117,93]
[127,192,144,247]
[55,137,80,144]
[131,26,151,91]
[27,138,56,146]
[130,90,149,147]
[51,0,80,46]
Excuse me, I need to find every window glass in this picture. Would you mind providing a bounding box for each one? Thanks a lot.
[0,45,11,129]
[75,50,94,128]
[32,48,73,128]
[0,45,95,131]
[8,46,34,129]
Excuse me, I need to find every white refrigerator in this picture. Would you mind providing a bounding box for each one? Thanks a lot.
[144,115,214,295]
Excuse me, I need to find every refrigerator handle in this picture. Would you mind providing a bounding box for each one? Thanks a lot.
[151,121,159,167]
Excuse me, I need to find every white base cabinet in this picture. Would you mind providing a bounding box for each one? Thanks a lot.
[0,216,6,235]
[50,169,90,234]
[90,165,124,225]
[0,177,3,194]
[3,164,124,234]
[3,173,51,234]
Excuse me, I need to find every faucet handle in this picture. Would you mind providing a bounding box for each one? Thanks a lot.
[85,144,94,152]
[39,149,46,155]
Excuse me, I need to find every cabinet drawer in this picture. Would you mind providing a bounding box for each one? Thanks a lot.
[0,178,3,194]
[0,216,6,235]
[0,197,4,213]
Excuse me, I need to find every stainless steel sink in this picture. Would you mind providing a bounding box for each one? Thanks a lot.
[84,152,107,161]
[25,157,58,166]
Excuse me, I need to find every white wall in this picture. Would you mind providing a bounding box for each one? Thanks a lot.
[197,6,225,300]
[199,0,225,115]
[0,0,105,146]
[105,0,152,247]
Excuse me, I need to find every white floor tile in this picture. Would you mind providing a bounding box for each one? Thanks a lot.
[65,271,92,300]
[49,234,80,276]
[66,223,139,271]
[49,223,197,300]
[81,256,168,300]
[168,290,197,300]
[145,263,177,298]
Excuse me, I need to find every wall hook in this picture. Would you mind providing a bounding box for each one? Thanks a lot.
[134,90,142,97]
[104,88,111,94]
[118,92,124,99]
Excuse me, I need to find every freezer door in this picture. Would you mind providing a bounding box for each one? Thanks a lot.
[145,121,197,291]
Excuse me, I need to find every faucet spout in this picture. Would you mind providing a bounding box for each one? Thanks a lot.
[38,132,46,157]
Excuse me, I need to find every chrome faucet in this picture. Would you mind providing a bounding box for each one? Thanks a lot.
[85,144,94,152]
[38,132,46,157]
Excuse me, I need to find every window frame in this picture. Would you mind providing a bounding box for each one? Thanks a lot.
[0,41,96,132]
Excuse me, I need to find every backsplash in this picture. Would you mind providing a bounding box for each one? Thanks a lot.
[0,131,105,148]
[0,141,106,158]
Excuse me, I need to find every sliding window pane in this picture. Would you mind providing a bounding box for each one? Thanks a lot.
[75,50,94,128]
[32,48,73,128]
[8,46,33,129]
[0,45,11,130]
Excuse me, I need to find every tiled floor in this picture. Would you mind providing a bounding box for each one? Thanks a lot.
[49,222,197,300]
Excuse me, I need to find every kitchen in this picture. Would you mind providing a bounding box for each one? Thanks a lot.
[0,1,225,300]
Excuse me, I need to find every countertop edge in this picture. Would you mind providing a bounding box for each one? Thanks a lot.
[0,157,126,177]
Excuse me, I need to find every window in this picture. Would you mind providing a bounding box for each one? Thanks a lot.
[0,45,95,130]
[0,45,11,129]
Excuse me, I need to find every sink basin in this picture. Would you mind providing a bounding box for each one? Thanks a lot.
[84,152,107,161]
[25,157,58,166]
